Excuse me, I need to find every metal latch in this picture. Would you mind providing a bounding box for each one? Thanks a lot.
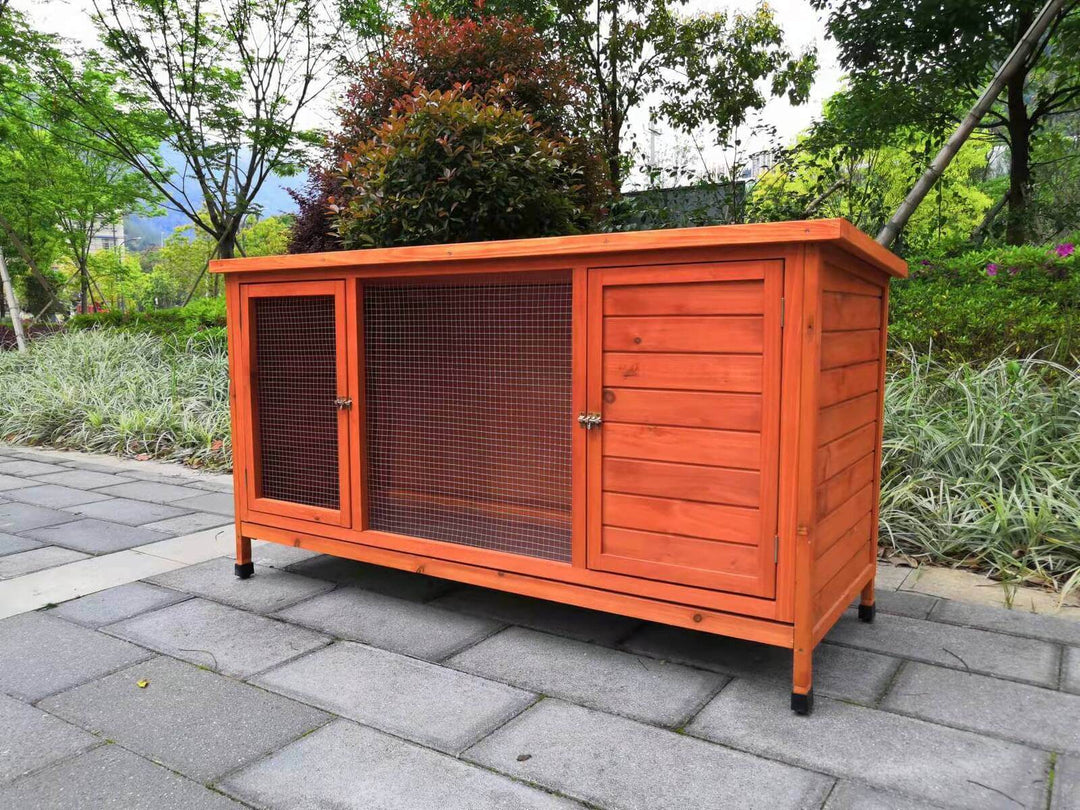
[334,397,353,410]
[577,412,603,430]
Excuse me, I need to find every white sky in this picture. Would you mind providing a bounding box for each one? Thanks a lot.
[18,0,843,188]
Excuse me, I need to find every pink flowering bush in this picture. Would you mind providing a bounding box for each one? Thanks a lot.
[894,236,1080,363]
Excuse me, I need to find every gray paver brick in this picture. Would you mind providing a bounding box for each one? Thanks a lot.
[170,491,234,514]
[105,597,331,678]
[96,480,205,503]
[40,656,329,783]
[883,661,1080,754]
[0,546,90,580]
[248,539,319,568]
[687,678,1050,810]
[254,640,535,754]
[276,586,502,661]
[4,484,113,508]
[0,500,79,531]
[0,693,98,784]
[824,782,944,809]
[0,459,68,477]
[31,469,137,489]
[66,497,190,526]
[1064,646,1080,696]
[930,599,1080,647]
[51,582,190,628]
[220,719,580,810]
[0,473,34,491]
[143,511,233,535]
[859,589,939,619]
[466,699,832,810]
[0,531,42,556]
[0,745,244,809]
[287,555,454,601]
[23,518,169,554]
[148,557,334,612]
[449,626,723,726]
[431,586,642,645]
[824,610,1060,686]
[0,613,152,702]
[624,623,900,705]
[1053,756,1079,810]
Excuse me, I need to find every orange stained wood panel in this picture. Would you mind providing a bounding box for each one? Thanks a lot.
[816,421,878,482]
[604,315,765,353]
[815,512,873,587]
[600,527,761,589]
[603,280,764,316]
[819,360,880,408]
[822,291,883,332]
[821,262,884,297]
[820,329,881,369]
[816,451,876,519]
[603,491,760,546]
[603,457,761,508]
[604,352,763,392]
[818,392,878,446]
[602,423,761,469]
[814,551,872,617]
[601,388,762,431]
[816,483,875,555]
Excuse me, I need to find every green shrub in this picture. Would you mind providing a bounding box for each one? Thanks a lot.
[68,298,226,343]
[891,239,1080,363]
[881,349,1080,598]
[332,85,593,248]
[0,330,230,469]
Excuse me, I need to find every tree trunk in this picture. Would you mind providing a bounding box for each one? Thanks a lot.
[1004,72,1033,246]
[80,262,89,314]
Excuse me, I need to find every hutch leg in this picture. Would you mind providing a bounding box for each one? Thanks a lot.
[791,645,814,715]
[234,533,254,579]
[858,577,876,623]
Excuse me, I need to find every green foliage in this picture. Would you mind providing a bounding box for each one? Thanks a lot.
[890,240,1080,363]
[882,349,1080,598]
[0,330,230,469]
[68,298,226,343]
[333,85,592,248]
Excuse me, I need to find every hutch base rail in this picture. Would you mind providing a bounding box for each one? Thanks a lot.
[213,219,907,714]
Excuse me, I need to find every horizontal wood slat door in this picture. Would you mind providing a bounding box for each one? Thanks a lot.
[237,280,351,527]
[586,261,783,598]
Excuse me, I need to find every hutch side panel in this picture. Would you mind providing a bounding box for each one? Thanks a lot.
[587,260,783,598]
[811,258,889,626]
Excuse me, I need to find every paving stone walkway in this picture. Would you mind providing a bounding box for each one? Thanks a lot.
[0,443,1077,809]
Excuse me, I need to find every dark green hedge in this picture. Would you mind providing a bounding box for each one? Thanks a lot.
[67,298,226,344]
[890,241,1080,363]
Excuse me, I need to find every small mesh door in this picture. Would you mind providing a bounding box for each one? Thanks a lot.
[364,280,572,562]
[252,294,341,511]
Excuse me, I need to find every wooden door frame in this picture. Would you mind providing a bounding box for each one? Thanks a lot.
[236,279,352,527]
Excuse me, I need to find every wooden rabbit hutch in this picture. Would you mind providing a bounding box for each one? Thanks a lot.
[213,219,907,713]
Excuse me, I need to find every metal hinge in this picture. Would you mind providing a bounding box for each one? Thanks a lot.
[334,397,353,411]
[773,535,780,564]
[779,297,785,329]
[577,412,603,430]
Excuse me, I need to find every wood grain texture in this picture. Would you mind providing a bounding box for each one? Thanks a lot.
[604,457,761,508]
[604,315,764,353]
[602,388,762,431]
[603,423,761,468]
[604,352,763,392]
[603,492,760,546]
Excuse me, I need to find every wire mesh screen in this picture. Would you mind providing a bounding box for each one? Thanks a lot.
[364,280,573,562]
[253,295,340,511]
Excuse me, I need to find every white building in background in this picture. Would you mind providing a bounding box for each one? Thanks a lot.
[89,220,125,253]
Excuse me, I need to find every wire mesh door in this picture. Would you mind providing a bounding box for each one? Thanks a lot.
[363,277,573,562]
[239,280,351,526]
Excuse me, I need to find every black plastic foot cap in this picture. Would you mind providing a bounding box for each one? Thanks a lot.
[791,689,814,715]
[234,562,254,579]
[858,602,876,623]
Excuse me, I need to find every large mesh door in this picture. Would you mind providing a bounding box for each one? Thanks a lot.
[252,295,340,510]
[364,281,572,562]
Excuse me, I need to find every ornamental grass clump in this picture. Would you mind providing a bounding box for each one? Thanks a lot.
[880,349,1080,599]
[0,329,230,468]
